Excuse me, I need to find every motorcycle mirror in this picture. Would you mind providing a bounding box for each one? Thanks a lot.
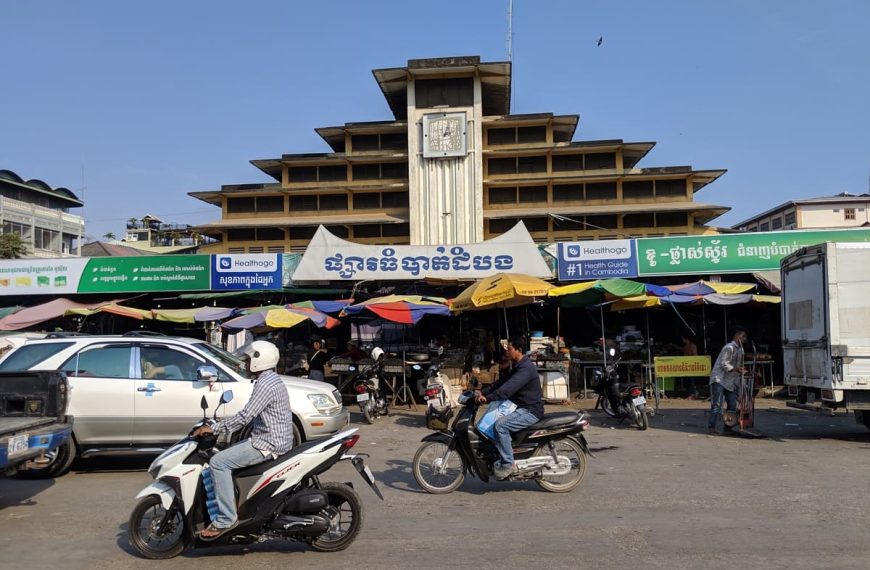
[609,348,616,357]
[412,364,421,371]
[220,390,234,405]
[200,395,208,420]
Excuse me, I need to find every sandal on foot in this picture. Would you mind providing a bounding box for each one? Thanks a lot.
[198,522,237,541]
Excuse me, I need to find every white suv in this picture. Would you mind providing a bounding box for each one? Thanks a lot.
[0,333,348,478]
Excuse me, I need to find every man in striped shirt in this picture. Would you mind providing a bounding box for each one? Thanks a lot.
[192,340,294,540]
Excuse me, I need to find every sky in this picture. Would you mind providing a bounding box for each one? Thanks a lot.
[2,0,868,241]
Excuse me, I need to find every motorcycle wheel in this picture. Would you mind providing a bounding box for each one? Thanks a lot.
[533,438,588,493]
[600,396,617,418]
[634,406,649,431]
[361,398,376,424]
[128,495,185,559]
[310,482,364,552]
[412,441,465,494]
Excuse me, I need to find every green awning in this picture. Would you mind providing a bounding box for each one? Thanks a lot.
[174,288,350,300]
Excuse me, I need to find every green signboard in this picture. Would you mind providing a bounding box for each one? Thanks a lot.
[77,255,210,293]
[636,229,870,276]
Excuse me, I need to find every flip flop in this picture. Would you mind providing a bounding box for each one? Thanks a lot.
[197,522,237,542]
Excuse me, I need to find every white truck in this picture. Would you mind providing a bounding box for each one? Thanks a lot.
[781,242,870,429]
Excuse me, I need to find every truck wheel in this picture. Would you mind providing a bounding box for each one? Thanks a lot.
[16,438,77,479]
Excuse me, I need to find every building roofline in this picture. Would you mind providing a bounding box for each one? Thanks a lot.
[731,193,870,228]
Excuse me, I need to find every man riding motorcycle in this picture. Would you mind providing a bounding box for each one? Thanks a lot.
[191,340,294,541]
[475,335,544,480]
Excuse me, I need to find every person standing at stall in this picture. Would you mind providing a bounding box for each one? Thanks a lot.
[708,327,747,435]
[306,335,328,382]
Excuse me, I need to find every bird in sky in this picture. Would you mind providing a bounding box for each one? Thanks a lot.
[596,36,603,47]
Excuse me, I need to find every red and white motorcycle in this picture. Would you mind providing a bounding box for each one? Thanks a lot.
[128,391,383,559]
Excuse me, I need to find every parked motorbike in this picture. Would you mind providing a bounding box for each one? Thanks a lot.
[351,347,389,424]
[128,391,383,560]
[412,383,593,494]
[592,348,649,430]
[417,349,453,430]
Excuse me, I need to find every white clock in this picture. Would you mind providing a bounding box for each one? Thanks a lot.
[422,112,467,158]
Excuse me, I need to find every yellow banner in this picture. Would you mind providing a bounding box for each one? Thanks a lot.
[654,356,711,378]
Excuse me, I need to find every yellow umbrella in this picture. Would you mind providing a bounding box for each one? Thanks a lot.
[263,309,308,329]
[451,273,553,312]
[152,308,200,323]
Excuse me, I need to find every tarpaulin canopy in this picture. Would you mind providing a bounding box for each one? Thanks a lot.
[451,273,553,312]
[0,298,123,331]
[66,304,154,320]
[193,306,239,322]
[344,295,451,324]
[611,292,780,311]
[152,308,200,323]
[0,306,22,320]
[548,278,671,308]
[667,280,756,296]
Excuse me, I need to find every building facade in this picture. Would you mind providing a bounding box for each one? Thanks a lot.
[0,169,84,257]
[733,193,870,233]
[191,56,729,254]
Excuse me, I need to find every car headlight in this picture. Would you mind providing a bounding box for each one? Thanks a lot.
[307,393,340,413]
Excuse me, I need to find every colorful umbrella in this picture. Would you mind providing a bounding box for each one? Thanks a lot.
[451,273,553,312]
[290,299,353,314]
[222,307,339,331]
[344,295,451,324]
[548,278,670,308]
[668,280,755,296]
[194,306,240,322]
[66,303,154,320]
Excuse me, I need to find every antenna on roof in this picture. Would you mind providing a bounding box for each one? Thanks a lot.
[507,0,513,62]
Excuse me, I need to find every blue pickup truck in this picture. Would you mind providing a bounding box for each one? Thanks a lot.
[1,371,73,477]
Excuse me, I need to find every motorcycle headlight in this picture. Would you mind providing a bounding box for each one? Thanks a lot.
[308,393,340,414]
[147,459,162,479]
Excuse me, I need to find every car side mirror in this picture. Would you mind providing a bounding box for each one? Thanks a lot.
[197,365,219,382]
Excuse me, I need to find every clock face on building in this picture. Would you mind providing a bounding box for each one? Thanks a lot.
[422,112,467,158]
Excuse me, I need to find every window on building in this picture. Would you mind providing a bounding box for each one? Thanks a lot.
[523,217,549,232]
[584,153,616,170]
[551,216,585,231]
[655,212,688,227]
[622,213,655,228]
[488,157,517,175]
[267,246,285,253]
[288,167,317,183]
[227,228,256,241]
[226,197,256,213]
[585,215,618,230]
[487,128,515,145]
[380,192,408,208]
[317,165,346,182]
[352,164,380,181]
[353,224,381,238]
[655,179,687,197]
[585,182,617,201]
[351,134,379,152]
[289,195,318,211]
[256,227,285,241]
[353,193,381,209]
[623,180,654,200]
[325,225,349,238]
[517,155,547,174]
[2,221,32,239]
[488,218,519,235]
[379,133,406,151]
[771,217,783,229]
[414,77,474,108]
[488,187,517,205]
[319,194,348,211]
[784,211,796,226]
[288,226,317,240]
[516,126,547,143]
[552,184,583,202]
[759,222,770,232]
[748,226,758,232]
[551,154,584,172]
[518,186,547,204]
[380,162,408,179]
[256,195,284,213]
[34,228,58,250]
[381,223,410,237]
[844,208,856,220]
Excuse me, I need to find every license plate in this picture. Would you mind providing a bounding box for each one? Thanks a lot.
[632,396,646,406]
[362,464,376,485]
[8,434,29,457]
[356,393,370,402]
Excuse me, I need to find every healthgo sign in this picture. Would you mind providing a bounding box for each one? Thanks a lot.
[211,254,283,290]
[557,239,637,281]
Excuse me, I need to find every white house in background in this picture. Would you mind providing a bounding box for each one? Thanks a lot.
[0,169,84,257]
[732,192,870,233]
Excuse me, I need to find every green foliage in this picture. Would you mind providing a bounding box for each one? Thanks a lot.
[0,232,29,259]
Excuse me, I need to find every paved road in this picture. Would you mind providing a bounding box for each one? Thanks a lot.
[2,400,870,569]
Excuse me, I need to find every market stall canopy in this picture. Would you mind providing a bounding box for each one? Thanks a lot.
[0,298,123,331]
[611,292,780,311]
[547,278,670,308]
[344,295,451,324]
[290,299,353,314]
[222,306,339,331]
[667,280,755,296]
[152,308,200,323]
[193,306,239,322]
[451,273,553,312]
[66,304,154,320]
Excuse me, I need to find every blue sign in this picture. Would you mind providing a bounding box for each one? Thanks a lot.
[557,239,638,281]
[210,254,283,290]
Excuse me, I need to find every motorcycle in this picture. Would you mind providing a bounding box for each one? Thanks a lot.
[592,348,649,430]
[417,351,453,430]
[412,383,593,494]
[128,391,383,560]
[351,347,389,424]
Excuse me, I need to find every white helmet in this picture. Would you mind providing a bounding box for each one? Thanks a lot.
[370,347,385,362]
[236,341,280,373]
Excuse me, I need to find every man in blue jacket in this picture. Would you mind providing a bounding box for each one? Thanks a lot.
[476,335,544,479]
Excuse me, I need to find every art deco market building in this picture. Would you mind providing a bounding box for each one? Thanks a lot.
[190,56,728,254]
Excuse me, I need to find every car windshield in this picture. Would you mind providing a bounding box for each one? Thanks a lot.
[0,342,74,371]
[192,342,251,379]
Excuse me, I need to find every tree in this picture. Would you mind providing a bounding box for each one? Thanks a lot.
[127,217,140,229]
[0,232,29,259]
[103,232,116,241]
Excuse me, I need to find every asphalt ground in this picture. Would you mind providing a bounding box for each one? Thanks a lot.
[1,398,869,570]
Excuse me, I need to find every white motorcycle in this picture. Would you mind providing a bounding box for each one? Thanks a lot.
[128,391,383,559]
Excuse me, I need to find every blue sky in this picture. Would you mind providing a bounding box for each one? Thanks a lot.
[2,0,868,240]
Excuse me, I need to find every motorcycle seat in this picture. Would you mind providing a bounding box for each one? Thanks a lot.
[234,438,324,478]
[530,411,583,430]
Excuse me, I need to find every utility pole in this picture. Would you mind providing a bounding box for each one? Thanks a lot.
[507,0,513,62]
